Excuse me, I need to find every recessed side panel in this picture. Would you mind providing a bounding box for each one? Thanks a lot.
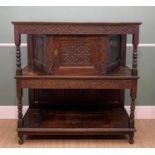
[33,35,45,71]
[107,35,121,72]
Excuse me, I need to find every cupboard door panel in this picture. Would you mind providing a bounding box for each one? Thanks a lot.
[45,36,108,75]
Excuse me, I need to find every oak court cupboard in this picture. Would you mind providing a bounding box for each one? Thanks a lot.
[12,22,141,144]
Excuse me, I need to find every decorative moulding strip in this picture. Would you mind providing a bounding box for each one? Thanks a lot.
[0,43,155,47]
[0,106,155,119]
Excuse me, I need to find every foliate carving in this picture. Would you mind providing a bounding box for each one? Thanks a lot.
[16,24,139,35]
[61,45,92,66]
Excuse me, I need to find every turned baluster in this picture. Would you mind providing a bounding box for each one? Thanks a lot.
[130,86,137,128]
[129,30,139,144]
[17,85,23,144]
[15,31,24,144]
[132,31,139,76]
[15,31,22,75]
[129,85,137,144]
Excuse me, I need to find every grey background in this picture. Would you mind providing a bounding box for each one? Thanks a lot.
[0,6,155,106]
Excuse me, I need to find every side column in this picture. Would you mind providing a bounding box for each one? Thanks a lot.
[15,30,24,144]
[129,29,139,144]
[129,81,137,144]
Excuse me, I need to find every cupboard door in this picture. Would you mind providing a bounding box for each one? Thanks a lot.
[45,36,108,75]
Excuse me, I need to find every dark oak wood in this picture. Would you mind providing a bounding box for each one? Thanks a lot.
[12,22,141,144]
[12,22,141,35]
[22,108,130,128]
[17,108,135,136]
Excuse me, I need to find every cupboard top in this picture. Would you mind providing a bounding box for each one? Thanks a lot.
[12,22,141,35]
[12,21,142,25]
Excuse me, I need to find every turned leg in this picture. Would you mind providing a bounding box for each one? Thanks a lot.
[129,132,134,144]
[15,32,24,144]
[129,86,137,144]
[17,85,24,144]
[128,28,139,144]
[18,133,24,145]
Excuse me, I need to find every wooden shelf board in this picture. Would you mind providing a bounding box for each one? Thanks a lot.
[15,66,139,80]
[20,108,133,134]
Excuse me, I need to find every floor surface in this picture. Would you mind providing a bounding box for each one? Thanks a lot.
[0,119,155,148]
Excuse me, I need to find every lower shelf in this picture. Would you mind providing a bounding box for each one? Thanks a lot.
[18,108,135,135]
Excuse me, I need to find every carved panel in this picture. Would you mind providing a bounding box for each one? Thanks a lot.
[60,44,92,66]
[56,37,97,67]
[14,23,140,35]
[46,36,105,75]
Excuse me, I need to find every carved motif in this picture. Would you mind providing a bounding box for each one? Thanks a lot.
[61,45,92,66]
[16,24,139,35]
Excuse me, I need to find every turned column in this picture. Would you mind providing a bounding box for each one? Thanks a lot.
[15,31,22,75]
[17,84,23,144]
[15,30,24,144]
[129,83,137,144]
[129,30,139,144]
[132,30,139,76]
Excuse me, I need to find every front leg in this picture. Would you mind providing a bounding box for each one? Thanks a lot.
[129,84,137,144]
[129,132,134,144]
[18,133,24,145]
[17,84,24,144]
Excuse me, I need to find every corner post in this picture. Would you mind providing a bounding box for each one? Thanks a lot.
[15,30,22,75]
[14,28,24,144]
[132,29,139,76]
[129,80,137,144]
